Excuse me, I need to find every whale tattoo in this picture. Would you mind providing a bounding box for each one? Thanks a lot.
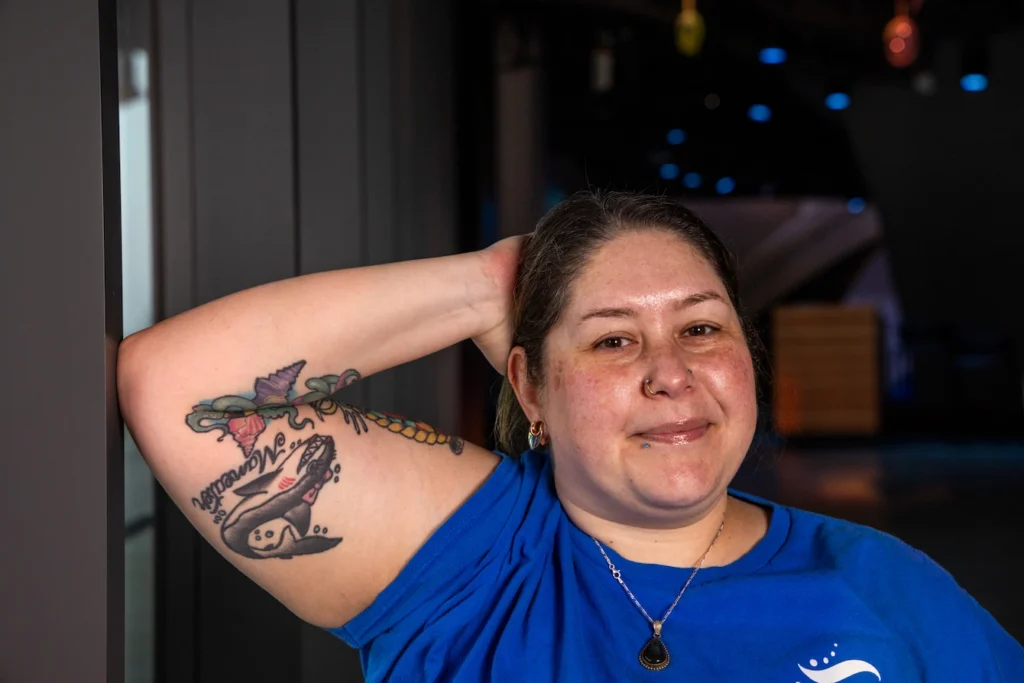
[220,433,342,559]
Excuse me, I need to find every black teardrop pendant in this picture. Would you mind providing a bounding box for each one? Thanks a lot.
[639,635,670,671]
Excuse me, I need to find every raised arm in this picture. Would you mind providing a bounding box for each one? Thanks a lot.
[117,238,522,627]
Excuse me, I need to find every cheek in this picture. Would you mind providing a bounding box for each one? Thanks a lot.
[551,360,564,392]
[557,364,636,431]
[702,347,758,416]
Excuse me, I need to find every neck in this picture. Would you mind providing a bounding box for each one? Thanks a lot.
[561,492,766,569]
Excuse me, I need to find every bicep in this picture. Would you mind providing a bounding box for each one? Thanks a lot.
[120,356,500,627]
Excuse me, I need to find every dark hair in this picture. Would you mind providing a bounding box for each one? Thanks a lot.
[494,190,766,455]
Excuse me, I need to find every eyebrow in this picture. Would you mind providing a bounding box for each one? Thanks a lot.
[577,291,725,323]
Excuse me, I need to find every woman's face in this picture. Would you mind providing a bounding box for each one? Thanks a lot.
[535,230,757,527]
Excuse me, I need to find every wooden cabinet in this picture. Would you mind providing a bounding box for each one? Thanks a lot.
[772,305,881,436]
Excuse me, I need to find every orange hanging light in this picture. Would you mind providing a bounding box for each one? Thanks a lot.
[675,0,706,57]
[883,0,920,68]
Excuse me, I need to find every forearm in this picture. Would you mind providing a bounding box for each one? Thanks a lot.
[119,250,498,406]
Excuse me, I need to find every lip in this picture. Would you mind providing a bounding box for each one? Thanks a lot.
[637,419,711,445]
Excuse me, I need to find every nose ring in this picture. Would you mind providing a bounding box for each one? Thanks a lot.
[645,370,693,397]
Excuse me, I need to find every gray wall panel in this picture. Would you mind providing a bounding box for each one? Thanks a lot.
[154,0,196,320]
[295,1,371,679]
[0,0,123,681]
[296,0,366,278]
[149,2,463,680]
[394,0,461,431]
[191,0,297,303]
[189,3,305,682]
[152,2,201,679]
[362,0,400,412]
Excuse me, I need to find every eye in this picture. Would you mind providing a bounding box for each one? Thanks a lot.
[595,336,633,350]
[685,324,719,337]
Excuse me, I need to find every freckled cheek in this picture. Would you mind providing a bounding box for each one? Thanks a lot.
[558,369,635,430]
[699,350,757,414]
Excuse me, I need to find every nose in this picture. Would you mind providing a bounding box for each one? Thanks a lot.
[642,344,694,398]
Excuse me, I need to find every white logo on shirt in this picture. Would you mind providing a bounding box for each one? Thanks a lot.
[797,642,881,682]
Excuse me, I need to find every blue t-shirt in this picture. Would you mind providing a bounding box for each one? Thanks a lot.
[327,450,1024,682]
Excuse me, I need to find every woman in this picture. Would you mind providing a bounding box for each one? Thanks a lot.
[119,191,1022,681]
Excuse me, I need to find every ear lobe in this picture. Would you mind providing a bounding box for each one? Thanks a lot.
[507,347,543,420]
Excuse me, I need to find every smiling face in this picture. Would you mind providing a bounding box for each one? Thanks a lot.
[513,229,758,528]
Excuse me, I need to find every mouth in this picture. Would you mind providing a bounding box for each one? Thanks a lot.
[297,436,336,505]
[301,464,334,504]
[637,419,711,445]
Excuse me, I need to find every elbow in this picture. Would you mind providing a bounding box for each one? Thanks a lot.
[116,331,150,424]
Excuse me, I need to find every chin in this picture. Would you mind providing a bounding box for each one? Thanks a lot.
[629,460,730,513]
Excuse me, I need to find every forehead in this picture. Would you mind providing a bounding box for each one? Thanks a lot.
[566,230,727,309]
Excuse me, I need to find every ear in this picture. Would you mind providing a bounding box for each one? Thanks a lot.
[507,346,544,422]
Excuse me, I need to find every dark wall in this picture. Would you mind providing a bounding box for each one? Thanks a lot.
[847,30,1024,432]
[0,1,124,682]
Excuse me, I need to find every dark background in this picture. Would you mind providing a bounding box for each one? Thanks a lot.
[2,1,1022,682]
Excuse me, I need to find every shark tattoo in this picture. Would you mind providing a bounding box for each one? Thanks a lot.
[220,433,343,559]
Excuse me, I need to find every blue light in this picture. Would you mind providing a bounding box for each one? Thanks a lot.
[716,177,736,195]
[825,92,851,110]
[660,163,680,180]
[683,172,703,189]
[847,197,866,214]
[666,129,686,145]
[545,187,566,211]
[748,104,772,122]
[960,73,988,92]
[758,47,787,65]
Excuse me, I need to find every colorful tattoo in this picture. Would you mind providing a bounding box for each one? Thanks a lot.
[361,409,464,454]
[185,361,360,456]
[186,360,463,561]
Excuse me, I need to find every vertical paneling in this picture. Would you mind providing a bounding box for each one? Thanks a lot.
[393,0,461,430]
[0,0,123,681]
[295,0,367,414]
[151,1,199,677]
[294,1,371,679]
[295,0,366,278]
[361,0,400,412]
[189,3,304,682]
[150,2,463,681]
[191,0,297,303]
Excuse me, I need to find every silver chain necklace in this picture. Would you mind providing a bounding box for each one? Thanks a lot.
[591,520,725,672]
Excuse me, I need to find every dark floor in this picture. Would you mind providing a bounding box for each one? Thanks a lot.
[733,438,1024,643]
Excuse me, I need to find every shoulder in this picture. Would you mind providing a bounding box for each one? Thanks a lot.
[735,491,978,618]
[778,499,955,584]
[761,498,1012,644]
[733,490,923,571]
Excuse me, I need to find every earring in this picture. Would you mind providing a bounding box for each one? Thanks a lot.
[528,421,546,450]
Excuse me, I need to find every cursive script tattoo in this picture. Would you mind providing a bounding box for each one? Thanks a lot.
[192,432,289,519]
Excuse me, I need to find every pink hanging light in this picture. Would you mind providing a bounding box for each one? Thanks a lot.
[883,0,920,68]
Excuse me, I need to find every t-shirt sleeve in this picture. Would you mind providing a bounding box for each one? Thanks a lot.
[902,546,1024,681]
[324,451,527,649]
[844,528,1024,680]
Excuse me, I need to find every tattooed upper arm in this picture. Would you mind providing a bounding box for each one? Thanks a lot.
[123,358,499,627]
